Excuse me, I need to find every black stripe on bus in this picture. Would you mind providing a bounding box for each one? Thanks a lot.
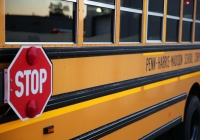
[0,65,198,124]
[70,94,186,140]
[0,44,200,62]
[139,116,182,140]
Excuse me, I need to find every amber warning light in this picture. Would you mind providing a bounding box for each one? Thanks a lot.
[43,125,54,134]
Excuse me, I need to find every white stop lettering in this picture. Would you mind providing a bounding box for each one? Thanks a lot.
[15,69,47,97]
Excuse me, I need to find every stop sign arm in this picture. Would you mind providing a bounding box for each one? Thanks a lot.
[4,46,53,121]
[4,69,8,104]
[0,70,3,102]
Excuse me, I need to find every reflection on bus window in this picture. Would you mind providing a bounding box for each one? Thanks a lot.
[182,21,192,42]
[84,5,114,42]
[121,0,143,10]
[183,0,194,19]
[120,11,141,42]
[5,0,76,42]
[149,0,164,13]
[166,19,179,42]
[196,0,200,20]
[88,0,115,5]
[195,23,200,41]
[147,16,162,40]
[167,0,180,17]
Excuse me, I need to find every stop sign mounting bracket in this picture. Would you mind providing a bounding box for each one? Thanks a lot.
[4,69,8,104]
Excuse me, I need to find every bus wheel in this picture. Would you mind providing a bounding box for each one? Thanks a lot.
[184,95,200,140]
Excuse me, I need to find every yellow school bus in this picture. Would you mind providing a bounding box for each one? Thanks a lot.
[1,0,200,139]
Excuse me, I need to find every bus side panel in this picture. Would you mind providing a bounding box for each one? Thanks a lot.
[0,76,190,140]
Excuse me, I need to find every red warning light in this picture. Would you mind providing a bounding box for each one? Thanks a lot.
[26,100,38,118]
[52,28,57,32]
[186,1,190,5]
[27,46,39,66]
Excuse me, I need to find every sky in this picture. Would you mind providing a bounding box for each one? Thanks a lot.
[5,0,74,17]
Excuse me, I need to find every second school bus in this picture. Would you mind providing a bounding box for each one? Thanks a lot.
[0,0,200,139]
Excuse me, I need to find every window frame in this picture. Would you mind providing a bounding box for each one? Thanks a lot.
[182,18,193,43]
[146,0,165,43]
[195,2,200,43]
[5,0,78,45]
[166,0,180,43]
[181,0,194,43]
[195,20,200,42]
[83,0,116,44]
[119,3,143,44]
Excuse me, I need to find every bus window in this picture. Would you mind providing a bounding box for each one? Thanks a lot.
[120,0,142,43]
[166,0,180,42]
[182,21,192,42]
[196,0,200,20]
[87,0,115,5]
[166,19,179,42]
[167,0,180,17]
[149,0,164,13]
[195,0,200,42]
[182,0,193,42]
[183,0,194,19]
[121,0,143,10]
[148,15,162,40]
[182,0,194,42]
[84,1,115,43]
[195,23,200,41]
[5,0,77,43]
[147,0,164,42]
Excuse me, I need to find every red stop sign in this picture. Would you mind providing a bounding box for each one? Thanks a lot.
[5,46,52,121]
